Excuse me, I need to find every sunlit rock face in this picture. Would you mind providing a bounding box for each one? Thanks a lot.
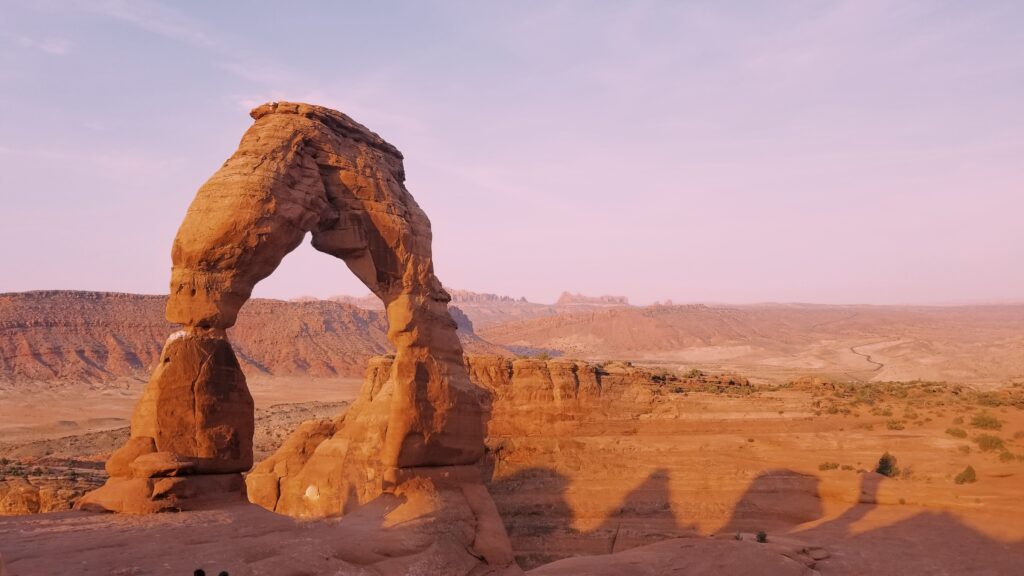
[80,102,485,514]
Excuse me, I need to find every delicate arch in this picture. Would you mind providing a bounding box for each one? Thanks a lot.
[79,102,484,513]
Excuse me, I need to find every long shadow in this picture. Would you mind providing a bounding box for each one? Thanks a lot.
[485,463,1024,574]
[725,469,1024,574]
[486,466,696,570]
[721,468,825,534]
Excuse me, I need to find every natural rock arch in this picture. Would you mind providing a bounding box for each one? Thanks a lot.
[80,102,485,513]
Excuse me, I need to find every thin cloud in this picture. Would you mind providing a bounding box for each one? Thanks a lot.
[12,35,73,55]
[75,0,296,87]
[79,0,215,48]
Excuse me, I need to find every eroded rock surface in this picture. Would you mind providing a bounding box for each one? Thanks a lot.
[249,355,670,520]
[83,102,485,513]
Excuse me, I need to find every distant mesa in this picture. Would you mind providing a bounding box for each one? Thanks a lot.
[555,291,630,306]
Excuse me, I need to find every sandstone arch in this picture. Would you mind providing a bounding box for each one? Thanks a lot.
[80,102,485,513]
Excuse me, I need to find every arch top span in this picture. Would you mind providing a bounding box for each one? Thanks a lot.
[168,101,439,330]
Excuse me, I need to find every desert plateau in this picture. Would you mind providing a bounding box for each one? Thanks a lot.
[3,3,1023,575]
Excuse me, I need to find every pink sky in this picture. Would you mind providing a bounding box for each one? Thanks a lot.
[1,1,1022,305]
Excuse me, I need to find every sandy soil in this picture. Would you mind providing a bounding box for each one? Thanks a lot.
[0,376,362,446]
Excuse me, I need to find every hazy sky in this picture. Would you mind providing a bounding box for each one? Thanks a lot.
[1,1,1022,305]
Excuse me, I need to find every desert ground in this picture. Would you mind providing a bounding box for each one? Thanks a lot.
[2,297,1023,574]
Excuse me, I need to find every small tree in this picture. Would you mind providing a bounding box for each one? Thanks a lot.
[876,452,899,477]
[954,465,977,485]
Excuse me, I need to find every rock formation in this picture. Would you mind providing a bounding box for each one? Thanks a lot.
[80,102,486,513]
[554,292,630,306]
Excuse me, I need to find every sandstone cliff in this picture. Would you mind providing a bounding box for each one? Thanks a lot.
[0,290,505,384]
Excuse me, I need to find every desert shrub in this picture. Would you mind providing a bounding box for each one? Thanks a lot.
[973,392,1003,407]
[886,420,905,431]
[841,464,854,471]
[946,427,968,438]
[756,531,768,543]
[684,368,703,379]
[952,416,964,425]
[818,462,840,471]
[876,452,899,477]
[999,451,1016,462]
[954,465,977,485]
[974,434,1005,452]
[734,532,742,540]
[958,445,971,454]
[970,413,1003,430]
[1013,431,1024,440]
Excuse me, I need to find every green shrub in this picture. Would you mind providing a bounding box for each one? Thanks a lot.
[954,465,977,485]
[946,427,968,438]
[818,462,840,471]
[876,452,899,477]
[756,531,768,544]
[974,434,1005,452]
[971,413,1003,430]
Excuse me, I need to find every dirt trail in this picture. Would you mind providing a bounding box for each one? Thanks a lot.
[849,343,885,372]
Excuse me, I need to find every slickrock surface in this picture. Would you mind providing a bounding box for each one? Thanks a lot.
[527,538,817,575]
[0,497,522,576]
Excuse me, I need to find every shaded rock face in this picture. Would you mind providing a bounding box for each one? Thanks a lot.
[247,356,662,518]
[250,355,682,570]
[82,102,485,513]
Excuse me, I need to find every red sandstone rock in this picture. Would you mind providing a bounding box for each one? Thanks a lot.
[85,101,486,513]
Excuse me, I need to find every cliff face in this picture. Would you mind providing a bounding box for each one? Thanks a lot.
[0,291,505,384]
[247,355,677,514]
[248,355,758,569]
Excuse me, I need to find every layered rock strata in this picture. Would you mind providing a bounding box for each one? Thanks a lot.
[81,102,484,513]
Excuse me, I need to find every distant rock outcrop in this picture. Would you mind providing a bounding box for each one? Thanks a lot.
[555,292,629,306]
[0,291,505,384]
